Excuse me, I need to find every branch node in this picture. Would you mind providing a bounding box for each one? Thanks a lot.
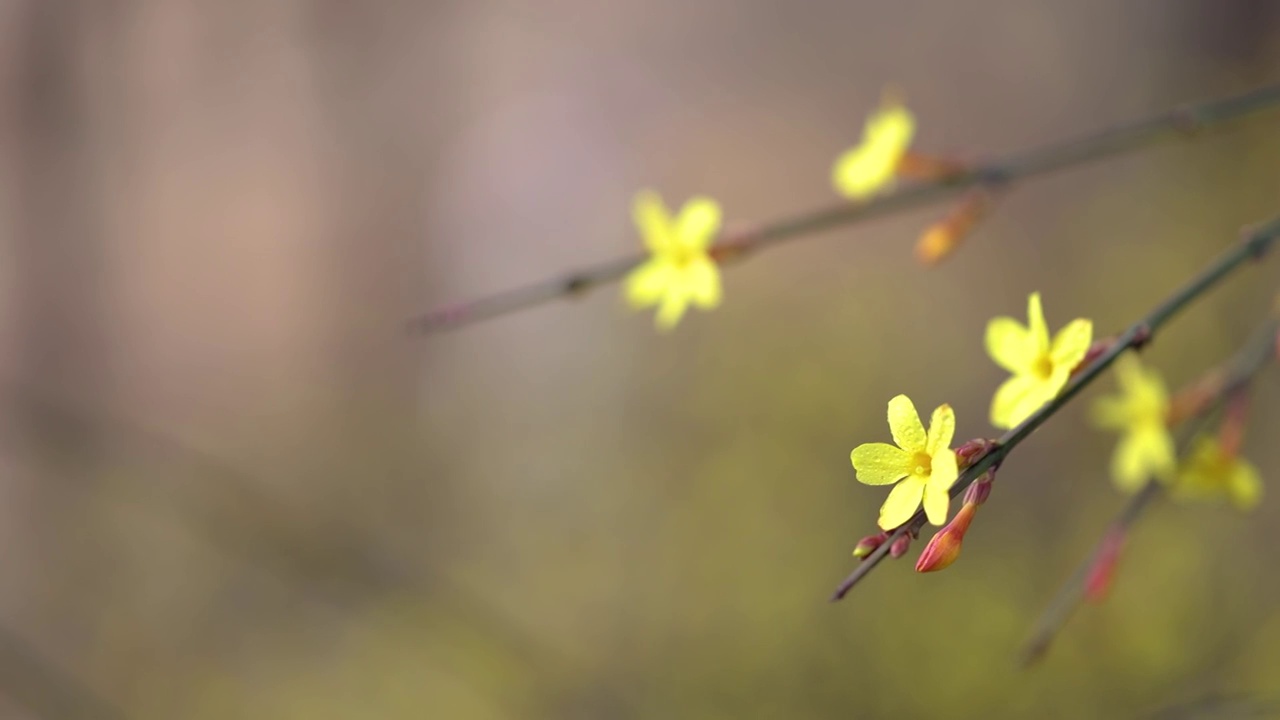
[1131,324,1154,350]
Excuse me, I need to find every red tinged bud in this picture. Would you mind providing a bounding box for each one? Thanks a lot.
[1084,528,1126,603]
[889,534,913,559]
[1218,390,1250,460]
[894,151,968,182]
[852,532,889,559]
[955,438,999,470]
[962,474,994,506]
[915,502,978,573]
[913,189,992,266]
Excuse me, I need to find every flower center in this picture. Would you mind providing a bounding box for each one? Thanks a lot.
[669,246,699,268]
[912,452,933,478]
[1032,354,1055,380]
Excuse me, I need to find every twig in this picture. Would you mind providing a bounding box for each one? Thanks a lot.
[410,82,1280,333]
[1019,313,1280,665]
[829,214,1280,602]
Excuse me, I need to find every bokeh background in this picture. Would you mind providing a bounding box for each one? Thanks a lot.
[1,1,1280,718]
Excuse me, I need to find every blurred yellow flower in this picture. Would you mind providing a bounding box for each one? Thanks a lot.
[1173,436,1262,511]
[625,190,722,330]
[851,395,959,530]
[1091,354,1176,493]
[985,292,1093,429]
[832,96,915,200]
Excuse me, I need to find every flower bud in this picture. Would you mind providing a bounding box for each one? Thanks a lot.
[889,534,913,559]
[852,532,889,559]
[1166,368,1225,426]
[1084,529,1126,603]
[913,189,991,266]
[915,502,978,573]
[955,438,998,470]
[962,474,994,506]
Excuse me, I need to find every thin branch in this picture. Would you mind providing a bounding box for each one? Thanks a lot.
[830,214,1280,602]
[410,82,1280,333]
[1019,313,1280,665]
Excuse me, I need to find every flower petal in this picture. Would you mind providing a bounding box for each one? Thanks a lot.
[633,190,673,253]
[924,449,958,525]
[684,256,722,308]
[878,475,926,530]
[1027,292,1049,353]
[654,286,690,330]
[887,395,927,453]
[624,258,672,308]
[921,488,952,528]
[864,102,915,148]
[1229,460,1263,511]
[851,443,912,485]
[1050,318,1093,368]
[990,374,1039,429]
[927,448,959,493]
[1111,431,1153,493]
[926,404,956,455]
[1091,395,1129,430]
[985,317,1033,373]
[674,197,721,251]
[832,145,899,200]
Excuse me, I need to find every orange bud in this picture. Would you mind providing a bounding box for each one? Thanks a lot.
[1084,529,1125,603]
[913,190,991,266]
[1218,391,1250,459]
[915,502,978,573]
[895,151,968,182]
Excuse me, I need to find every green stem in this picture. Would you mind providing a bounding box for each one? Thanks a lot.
[830,216,1280,602]
[412,82,1280,333]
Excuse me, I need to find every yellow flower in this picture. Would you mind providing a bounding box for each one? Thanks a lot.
[1090,354,1177,492]
[832,96,915,200]
[1173,436,1263,511]
[985,292,1093,429]
[851,395,959,530]
[624,190,723,330]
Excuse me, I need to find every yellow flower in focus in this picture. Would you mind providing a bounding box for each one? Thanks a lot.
[1173,436,1263,511]
[832,96,915,200]
[851,395,959,530]
[625,190,723,330]
[1091,354,1177,493]
[985,292,1093,429]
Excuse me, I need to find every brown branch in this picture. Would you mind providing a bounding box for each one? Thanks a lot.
[411,82,1280,334]
[1019,312,1280,665]
[830,215,1280,602]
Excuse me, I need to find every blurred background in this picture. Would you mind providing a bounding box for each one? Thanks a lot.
[1,1,1279,718]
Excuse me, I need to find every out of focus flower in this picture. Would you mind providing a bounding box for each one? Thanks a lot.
[851,395,959,530]
[832,95,915,200]
[625,190,723,330]
[1173,436,1262,511]
[985,292,1093,429]
[1091,354,1177,492]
